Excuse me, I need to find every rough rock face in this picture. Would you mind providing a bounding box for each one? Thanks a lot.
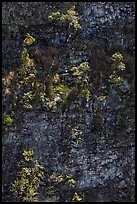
[2,2,135,32]
[2,2,135,202]
[2,2,135,71]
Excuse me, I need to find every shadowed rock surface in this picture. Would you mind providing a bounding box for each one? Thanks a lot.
[2,2,135,202]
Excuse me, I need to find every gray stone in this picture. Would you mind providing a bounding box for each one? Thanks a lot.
[119,180,126,188]
[2,2,135,202]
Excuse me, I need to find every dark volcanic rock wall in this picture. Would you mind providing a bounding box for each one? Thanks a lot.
[2,2,135,68]
[2,2,135,202]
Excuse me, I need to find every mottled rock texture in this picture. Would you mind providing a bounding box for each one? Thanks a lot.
[2,2,135,202]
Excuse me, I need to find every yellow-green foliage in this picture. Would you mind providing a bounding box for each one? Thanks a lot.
[11,150,45,202]
[117,62,126,71]
[48,11,61,21]
[78,62,90,71]
[71,62,90,79]
[46,83,71,110]
[79,88,91,101]
[47,171,81,201]
[48,6,81,30]
[71,62,90,73]
[53,84,70,101]
[22,150,34,161]
[21,91,35,110]
[71,62,90,83]
[67,178,76,185]
[50,172,64,183]
[46,100,57,110]
[72,192,82,202]
[23,33,36,46]
[45,62,91,110]
[3,113,14,126]
[47,171,77,196]
[40,92,46,101]
[11,26,91,113]
[109,73,123,87]
[22,103,33,110]
[109,52,126,88]
[111,52,123,61]
[22,91,34,101]
[21,48,30,63]
[20,73,36,85]
[20,35,36,72]
[21,48,35,68]
[111,52,126,71]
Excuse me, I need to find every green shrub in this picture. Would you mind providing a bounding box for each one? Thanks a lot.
[111,52,126,71]
[48,6,81,30]
[3,113,14,126]
[23,33,36,46]
[46,171,77,198]
[108,52,126,88]
[72,192,82,202]
[20,73,36,85]
[109,73,124,87]
[53,84,70,101]
[79,88,91,101]
[11,150,45,202]
[21,48,35,69]
[20,91,35,110]
[70,62,90,86]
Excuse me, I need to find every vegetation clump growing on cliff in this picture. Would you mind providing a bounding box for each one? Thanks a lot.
[11,150,82,202]
[23,33,36,46]
[72,192,82,202]
[2,3,135,202]
[11,150,45,202]
[46,171,82,202]
[48,6,81,30]
[3,113,14,126]
[48,6,81,43]
[108,52,126,88]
